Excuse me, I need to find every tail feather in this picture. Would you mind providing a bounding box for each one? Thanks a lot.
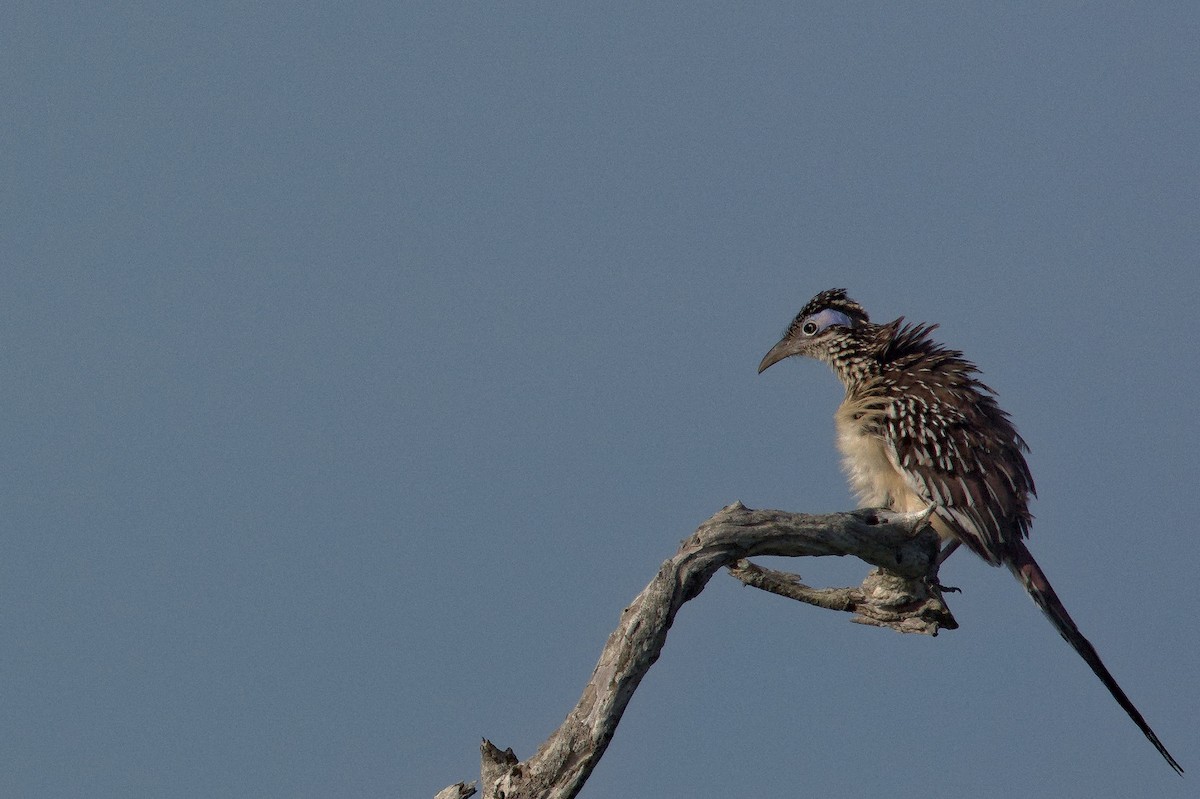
[1008,542,1182,775]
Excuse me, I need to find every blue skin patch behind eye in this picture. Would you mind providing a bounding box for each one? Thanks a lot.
[805,308,854,334]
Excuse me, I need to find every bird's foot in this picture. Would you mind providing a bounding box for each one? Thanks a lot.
[924,576,961,594]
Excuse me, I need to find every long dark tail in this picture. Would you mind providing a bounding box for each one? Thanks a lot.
[1008,541,1182,774]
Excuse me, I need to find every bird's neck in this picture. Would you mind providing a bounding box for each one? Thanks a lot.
[825,335,883,391]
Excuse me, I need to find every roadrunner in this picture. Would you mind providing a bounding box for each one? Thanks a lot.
[758,288,1181,774]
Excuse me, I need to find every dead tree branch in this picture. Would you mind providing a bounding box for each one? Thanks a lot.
[437,501,955,799]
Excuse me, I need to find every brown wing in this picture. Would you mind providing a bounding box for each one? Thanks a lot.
[879,375,1034,565]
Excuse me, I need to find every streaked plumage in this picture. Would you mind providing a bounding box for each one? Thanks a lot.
[758,288,1181,774]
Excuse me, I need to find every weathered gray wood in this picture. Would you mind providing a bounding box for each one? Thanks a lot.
[437,502,951,799]
[433,780,477,799]
[727,555,957,634]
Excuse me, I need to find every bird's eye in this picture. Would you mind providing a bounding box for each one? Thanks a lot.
[801,308,854,336]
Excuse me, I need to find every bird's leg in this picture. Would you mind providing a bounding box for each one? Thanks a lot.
[929,540,962,594]
[935,539,961,567]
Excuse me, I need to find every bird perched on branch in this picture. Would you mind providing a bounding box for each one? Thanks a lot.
[757,288,1181,774]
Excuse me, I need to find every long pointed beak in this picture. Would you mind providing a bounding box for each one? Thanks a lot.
[757,337,801,373]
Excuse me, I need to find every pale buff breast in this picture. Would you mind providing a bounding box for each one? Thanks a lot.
[834,398,928,514]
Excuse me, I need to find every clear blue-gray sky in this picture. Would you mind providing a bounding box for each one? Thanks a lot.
[4,4,1197,798]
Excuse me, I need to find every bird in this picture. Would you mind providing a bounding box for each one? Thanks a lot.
[757,288,1182,775]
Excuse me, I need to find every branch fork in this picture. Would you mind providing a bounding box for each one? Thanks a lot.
[438,502,956,799]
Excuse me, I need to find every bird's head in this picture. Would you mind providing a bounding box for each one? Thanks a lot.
[757,288,871,374]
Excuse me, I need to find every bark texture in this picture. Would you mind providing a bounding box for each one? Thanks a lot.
[437,502,954,799]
